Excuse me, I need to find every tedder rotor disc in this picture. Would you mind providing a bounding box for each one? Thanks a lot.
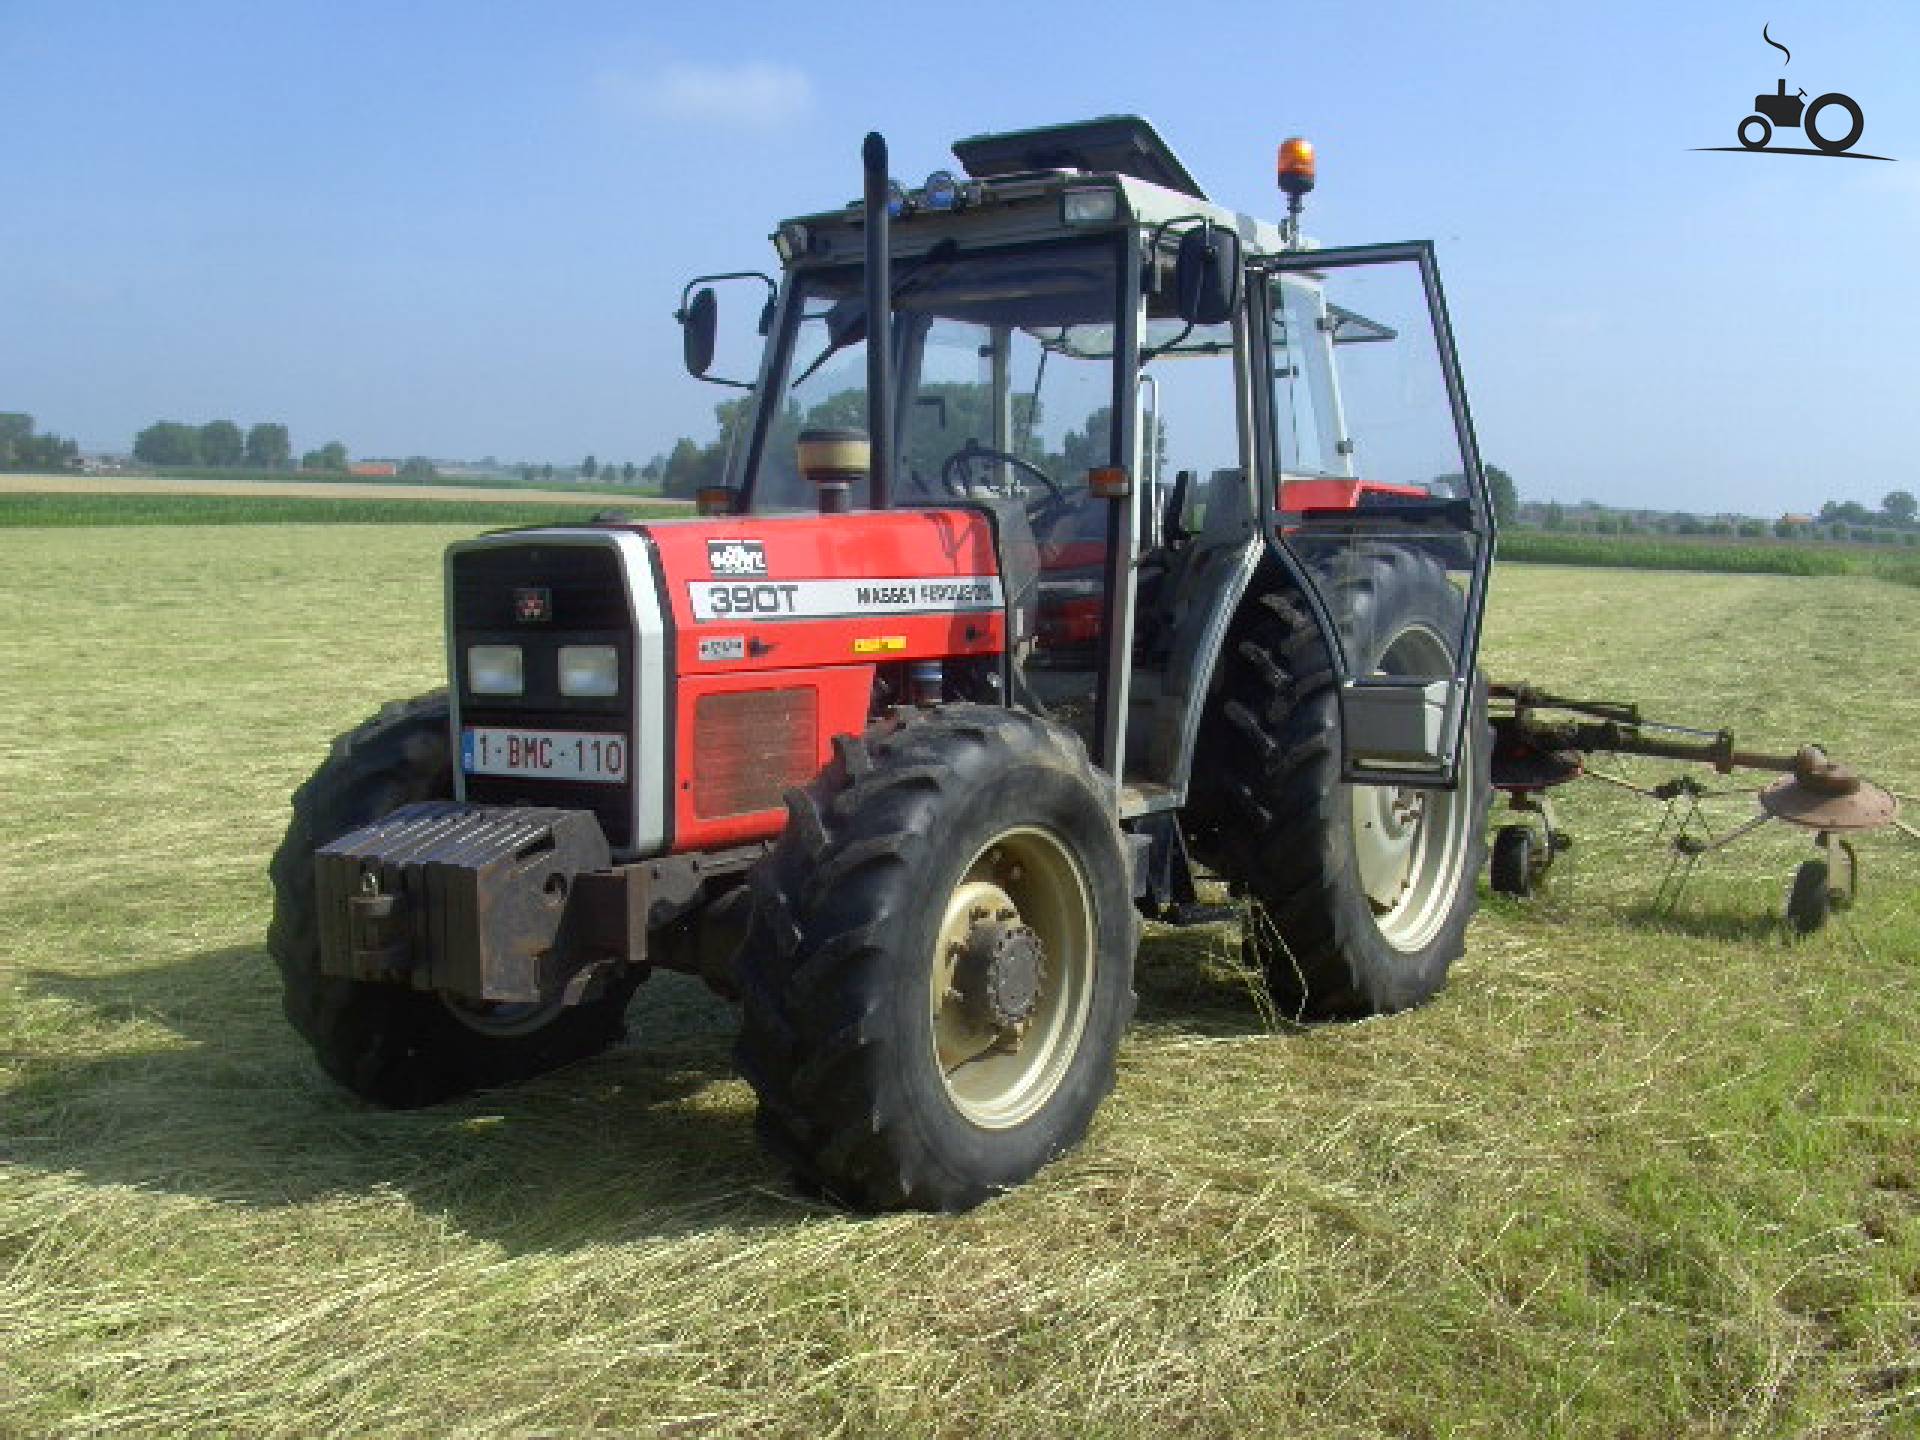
[1758,773,1898,833]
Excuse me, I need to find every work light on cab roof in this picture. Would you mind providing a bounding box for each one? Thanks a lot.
[883,168,983,219]
[919,169,965,211]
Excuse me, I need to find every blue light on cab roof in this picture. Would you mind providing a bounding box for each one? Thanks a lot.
[921,170,961,211]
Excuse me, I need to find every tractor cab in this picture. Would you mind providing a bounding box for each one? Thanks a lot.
[681,116,1493,797]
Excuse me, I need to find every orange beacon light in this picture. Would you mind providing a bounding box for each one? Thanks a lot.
[1277,137,1316,198]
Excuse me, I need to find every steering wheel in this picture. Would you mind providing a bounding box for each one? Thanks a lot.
[939,439,1066,516]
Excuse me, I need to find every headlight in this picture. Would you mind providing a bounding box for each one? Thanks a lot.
[559,644,619,697]
[468,644,524,696]
[1062,187,1119,225]
[773,221,810,264]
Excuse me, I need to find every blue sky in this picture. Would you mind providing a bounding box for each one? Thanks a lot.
[3,0,1915,513]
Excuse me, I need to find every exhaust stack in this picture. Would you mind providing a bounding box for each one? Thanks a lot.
[862,131,893,510]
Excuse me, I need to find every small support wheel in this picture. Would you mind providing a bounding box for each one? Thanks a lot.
[1787,858,1831,935]
[1490,824,1535,897]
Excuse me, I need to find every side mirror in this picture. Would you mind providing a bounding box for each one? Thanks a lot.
[1174,223,1242,327]
[674,271,776,390]
[679,287,718,378]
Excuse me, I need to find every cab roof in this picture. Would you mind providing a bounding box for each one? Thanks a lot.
[950,115,1208,201]
[777,116,1297,265]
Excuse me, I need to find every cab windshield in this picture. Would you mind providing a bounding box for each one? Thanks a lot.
[742,240,1124,520]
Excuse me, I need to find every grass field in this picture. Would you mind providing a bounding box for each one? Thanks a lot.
[4,526,1920,1437]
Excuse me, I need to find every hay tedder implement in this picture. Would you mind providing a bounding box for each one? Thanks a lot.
[1490,683,1915,931]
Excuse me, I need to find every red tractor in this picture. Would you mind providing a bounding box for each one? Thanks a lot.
[270,118,1497,1211]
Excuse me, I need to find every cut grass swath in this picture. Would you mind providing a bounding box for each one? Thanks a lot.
[2,528,1918,1435]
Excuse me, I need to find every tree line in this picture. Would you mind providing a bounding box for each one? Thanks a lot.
[517,457,646,486]
[1520,489,1920,546]
[1818,491,1917,529]
[126,419,442,475]
[131,419,311,469]
[0,414,80,472]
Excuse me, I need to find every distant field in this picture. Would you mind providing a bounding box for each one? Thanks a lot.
[1501,530,1920,585]
[0,471,675,506]
[137,466,651,497]
[4,532,1920,1436]
[0,493,684,528]
[11,475,1917,592]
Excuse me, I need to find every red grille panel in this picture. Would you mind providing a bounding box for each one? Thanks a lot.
[692,689,819,819]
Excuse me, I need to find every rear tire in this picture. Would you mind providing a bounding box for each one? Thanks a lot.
[1188,552,1492,1018]
[267,691,641,1107]
[734,705,1137,1212]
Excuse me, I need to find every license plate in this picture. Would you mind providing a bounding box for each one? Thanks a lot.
[461,727,627,784]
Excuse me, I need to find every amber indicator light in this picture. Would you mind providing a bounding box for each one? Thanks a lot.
[1277,137,1316,196]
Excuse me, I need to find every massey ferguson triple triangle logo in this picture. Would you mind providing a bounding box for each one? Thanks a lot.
[512,586,551,623]
[707,539,767,576]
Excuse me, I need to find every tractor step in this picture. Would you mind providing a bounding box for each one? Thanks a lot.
[1162,902,1239,927]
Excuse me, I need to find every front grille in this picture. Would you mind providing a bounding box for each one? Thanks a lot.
[451,542,629,629]
[449,537,642,852]
[692,689,818,819]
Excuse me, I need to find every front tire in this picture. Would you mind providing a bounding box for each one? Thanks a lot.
[1188,552,1492,1019]
[734,705,1137,1212]
[267,691,641,1107]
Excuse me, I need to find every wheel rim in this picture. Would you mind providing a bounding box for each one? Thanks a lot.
[929,825,1096,1129]
[442,993,567,1038]
[1346,623,1477,952]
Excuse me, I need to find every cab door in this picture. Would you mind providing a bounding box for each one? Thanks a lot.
[1256,241,1494,788]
